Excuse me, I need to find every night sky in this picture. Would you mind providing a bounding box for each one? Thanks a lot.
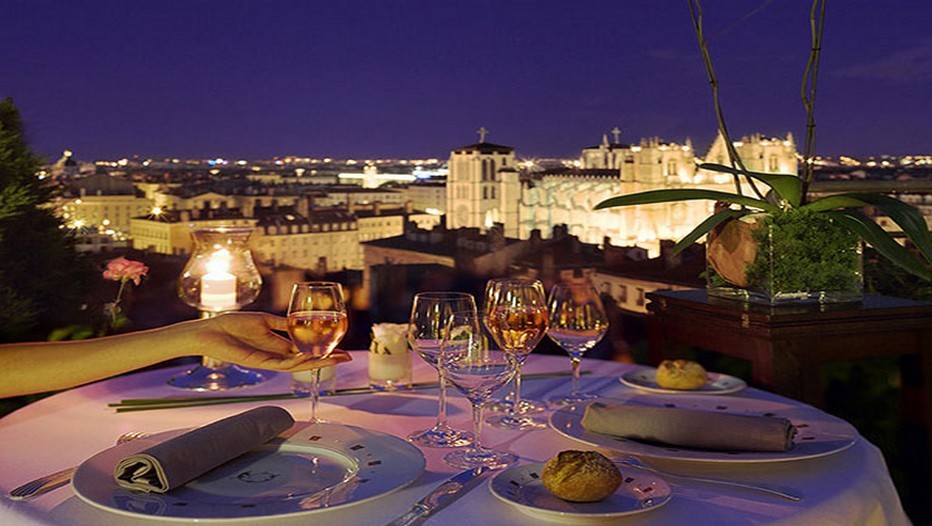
[4,1,932,161]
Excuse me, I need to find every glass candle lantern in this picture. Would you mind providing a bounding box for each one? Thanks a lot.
[169,226,269,390]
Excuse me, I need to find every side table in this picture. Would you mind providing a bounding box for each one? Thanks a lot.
[646,288,932,521]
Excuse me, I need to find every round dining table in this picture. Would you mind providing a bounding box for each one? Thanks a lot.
[0,351,910,525]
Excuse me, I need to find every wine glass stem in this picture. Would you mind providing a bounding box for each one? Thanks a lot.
[309,368,321,423]
[570,355,582,396]
[437,371,449,425]
[510,360,524,417]
[470,399,484,453]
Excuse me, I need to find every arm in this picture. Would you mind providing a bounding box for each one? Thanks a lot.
[0,311,351,398]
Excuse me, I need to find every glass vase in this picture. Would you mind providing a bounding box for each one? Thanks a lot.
[706,212,863,305]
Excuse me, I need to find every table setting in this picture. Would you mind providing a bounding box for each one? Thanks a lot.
[0,277,912,525]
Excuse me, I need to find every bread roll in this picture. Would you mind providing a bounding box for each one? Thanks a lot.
[541,450,622,502]
[655,359,708,390]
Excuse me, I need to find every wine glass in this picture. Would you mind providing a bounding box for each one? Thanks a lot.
[546,282,609,406]
[484,278,549,430]
[482,278,547,416]
[287,281,347,424]
[406,292,475,448]
[441,321,519,469]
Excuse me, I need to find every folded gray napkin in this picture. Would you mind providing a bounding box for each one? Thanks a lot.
[581,402,795,452]
[114,406,295,493]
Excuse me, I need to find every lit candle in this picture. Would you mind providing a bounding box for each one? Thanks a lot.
[201,249,237,310]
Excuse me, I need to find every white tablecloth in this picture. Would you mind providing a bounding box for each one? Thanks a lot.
[0,352,910,525]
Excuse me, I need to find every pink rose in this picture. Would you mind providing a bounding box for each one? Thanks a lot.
[103,257,149,286]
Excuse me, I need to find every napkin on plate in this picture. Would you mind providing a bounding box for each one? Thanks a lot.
[114,405,294,493]
[581,402,795,452]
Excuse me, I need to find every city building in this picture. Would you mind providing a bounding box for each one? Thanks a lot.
[130,193,439,275]
[445,130,798,256]
[55,172,154,242]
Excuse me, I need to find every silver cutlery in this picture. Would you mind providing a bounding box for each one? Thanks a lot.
[8,431,149,500]
[386,466,490,526]
[615,455,802,502]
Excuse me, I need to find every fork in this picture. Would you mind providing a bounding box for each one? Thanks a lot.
[614,455,802,502]
[8,431,149,500]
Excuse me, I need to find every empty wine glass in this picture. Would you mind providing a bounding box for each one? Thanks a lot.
[406,292,475,448]
[287,281,347,424]
[441,322,518,469]
[484,278,549,430]
[483,278,547,416]
[546,282,609,406]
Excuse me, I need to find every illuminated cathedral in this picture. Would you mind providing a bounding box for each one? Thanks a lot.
[446,129,797,256]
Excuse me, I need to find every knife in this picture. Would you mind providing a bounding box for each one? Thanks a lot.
[386,466,490,526]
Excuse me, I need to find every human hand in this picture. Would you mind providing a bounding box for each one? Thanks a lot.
[196,312,352,372]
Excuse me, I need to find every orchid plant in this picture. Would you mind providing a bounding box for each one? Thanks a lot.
[595,1,932,282]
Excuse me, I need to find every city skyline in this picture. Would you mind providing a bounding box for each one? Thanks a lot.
[5,1,932,161]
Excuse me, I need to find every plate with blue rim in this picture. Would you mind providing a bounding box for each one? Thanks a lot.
[73,422,425,522]
[489,462,671,523]
[549,396,858,463]
[620,366,747,395]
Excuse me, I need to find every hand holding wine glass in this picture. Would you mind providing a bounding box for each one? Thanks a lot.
[287,281,347,424]
[546,282,609,405]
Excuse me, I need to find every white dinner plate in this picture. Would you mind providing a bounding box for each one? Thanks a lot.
[550,396,858,463]
[620,367,747,395]
[73,423,425,522]
[489,462,671,523]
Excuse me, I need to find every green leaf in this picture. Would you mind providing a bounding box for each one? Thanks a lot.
[698,163,804,207]
[800,194,872,212]
[47,324,95,341]
[673,209,747,255]
[594,189,780,214]
[828,211,931,281]
[806,193,932,263]
[844,193,932,263]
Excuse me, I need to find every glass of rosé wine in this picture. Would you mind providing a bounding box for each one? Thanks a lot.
[287,281,348,423]
[483,278,547,416]
[484,278,549,430]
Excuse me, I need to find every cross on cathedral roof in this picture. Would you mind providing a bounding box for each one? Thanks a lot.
[611,127,622,144]
[454,127,513,153]
[477,126,489,143]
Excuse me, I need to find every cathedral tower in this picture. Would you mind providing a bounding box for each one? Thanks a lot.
[445,128,516,231]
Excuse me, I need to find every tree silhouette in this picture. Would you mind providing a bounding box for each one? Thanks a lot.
[0,97,94,341]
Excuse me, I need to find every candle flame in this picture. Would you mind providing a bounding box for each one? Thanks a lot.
[206,249,232,274]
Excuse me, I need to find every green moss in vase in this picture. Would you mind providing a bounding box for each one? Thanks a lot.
[744,210,863,301]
